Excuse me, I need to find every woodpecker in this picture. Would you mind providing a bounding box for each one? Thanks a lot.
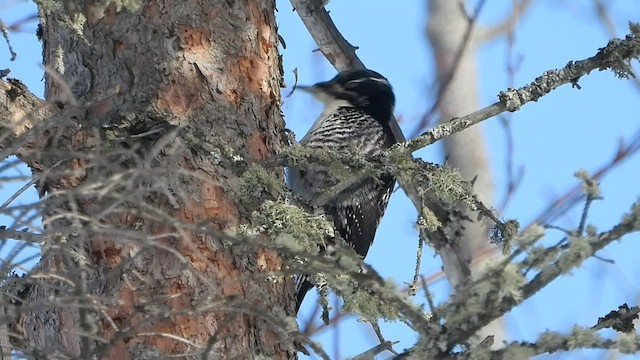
[288,69,398,312]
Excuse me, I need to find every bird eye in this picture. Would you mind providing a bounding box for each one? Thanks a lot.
[345,80,359,89]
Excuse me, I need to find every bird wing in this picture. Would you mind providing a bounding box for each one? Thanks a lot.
[288,107,395,256]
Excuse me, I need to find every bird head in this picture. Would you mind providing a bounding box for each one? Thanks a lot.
[298,69,395,121]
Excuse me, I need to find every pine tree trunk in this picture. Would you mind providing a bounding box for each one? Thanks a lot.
[14,1,293,358]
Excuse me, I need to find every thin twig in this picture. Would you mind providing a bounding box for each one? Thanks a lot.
[412,0,488,137]
[577,192,596,236]
[0,20,16,61]
[477,0,534,43]
[407,236,424,296]
[367,320,399,356]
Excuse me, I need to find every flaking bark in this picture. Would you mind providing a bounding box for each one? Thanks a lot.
[5,1,293,358]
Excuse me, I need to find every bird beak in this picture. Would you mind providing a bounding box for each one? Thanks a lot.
[295,82,335,104]
[297,80,332,95]
[296,84,317,93]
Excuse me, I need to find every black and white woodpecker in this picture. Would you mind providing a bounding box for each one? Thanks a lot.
[288,69,398,312]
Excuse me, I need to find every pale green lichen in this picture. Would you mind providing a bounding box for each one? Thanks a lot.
[233,224,263,238]
[467,347,491,360]
[53,46,65,75]
[238,164,285,209]
[574,169,589,180]
[515,223,545,248]
[444,297,482,330]
[566,326,601,349]
[341,278,405,322]
[34,0,61,14]
[418,206,441,232]
[283,144,375,187]
[617,332,640,354]
[521,245,560,271]
[575,169,601,197]
[478,262,526,303]
[91,0,143,17]
[252,200,333,253]
[421,165,470,206]
[536,327,603,352]
[445,262,525,329]
[495,263,527,303]
[621,198,640,229]
[335,252,360,272]
[537,330,566,352]
[386,146,419,181]
[557,236,592,272]
[603,23,640,79]
[283,315,300,333]
[68,13,87,38]
[284,144,333,168]
[500,344,536,359]
[271,233,305,252]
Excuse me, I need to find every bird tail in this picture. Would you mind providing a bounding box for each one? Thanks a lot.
[295,275,315,313]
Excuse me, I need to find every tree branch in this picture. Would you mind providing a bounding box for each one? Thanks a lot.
[489,327,640,359]
[290,0,474,303]
[0,79,48,161]
[476,0,534,43]
[292,0,640,297]
[290,0,364,71]
[401,22,640,154]
[444,199,639,355]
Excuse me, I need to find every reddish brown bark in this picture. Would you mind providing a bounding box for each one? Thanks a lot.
[6,1,293,358]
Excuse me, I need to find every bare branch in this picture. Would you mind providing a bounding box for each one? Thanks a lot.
[290,0,364,72]
[401,23,640,154]
[414,0,487,137]
[476,0,534,43]
[0,20,16,61]
[0,228,43,244]
[352,340,397,360]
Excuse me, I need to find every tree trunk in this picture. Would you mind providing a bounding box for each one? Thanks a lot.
[13,1,292,358]
[426,0,505,347]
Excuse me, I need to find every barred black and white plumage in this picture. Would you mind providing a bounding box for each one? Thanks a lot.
[288,69,398,312]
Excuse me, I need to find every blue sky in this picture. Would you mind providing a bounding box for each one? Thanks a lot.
[2,0,640,359]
